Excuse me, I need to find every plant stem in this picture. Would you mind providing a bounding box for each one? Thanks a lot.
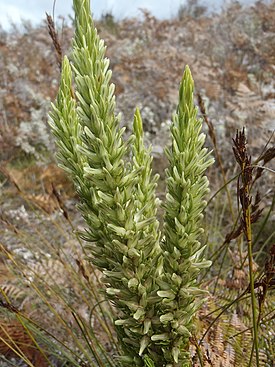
[232,129,260,367]
[246,202,260,367]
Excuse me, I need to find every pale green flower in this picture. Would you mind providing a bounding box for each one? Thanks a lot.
[49,1,213,365]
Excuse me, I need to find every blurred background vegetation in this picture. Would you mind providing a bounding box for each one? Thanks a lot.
[0,0,274,366]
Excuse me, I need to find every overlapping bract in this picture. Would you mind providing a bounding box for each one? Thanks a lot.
[155,66,214,366]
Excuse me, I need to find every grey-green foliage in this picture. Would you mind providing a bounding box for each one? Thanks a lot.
[49,0,214,366]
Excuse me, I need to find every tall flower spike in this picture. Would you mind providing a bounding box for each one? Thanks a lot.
[48,56,94,217]
[113,108,163,365]
[132,108,161,249]
[50,1,162,365]
[49,1,214,365]
[156,66,214,366]
[49,56,83,178]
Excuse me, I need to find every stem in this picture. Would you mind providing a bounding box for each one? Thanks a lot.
[246,203,260,367]
[232,129,261,367]
[192,336,204,367]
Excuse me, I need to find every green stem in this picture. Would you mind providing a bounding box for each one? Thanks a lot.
[246,204,260,367]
